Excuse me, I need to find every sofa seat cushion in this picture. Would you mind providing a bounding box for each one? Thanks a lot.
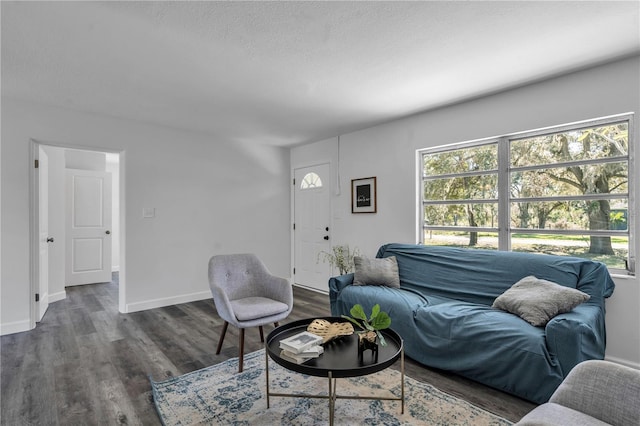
[414,301,550,357]
[412,301,563,402]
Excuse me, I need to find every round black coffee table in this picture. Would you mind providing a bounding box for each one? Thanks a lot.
[265,317,404,425]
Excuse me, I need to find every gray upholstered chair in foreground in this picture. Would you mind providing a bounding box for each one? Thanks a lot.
[516,360,640,426]
[208,253,293,372]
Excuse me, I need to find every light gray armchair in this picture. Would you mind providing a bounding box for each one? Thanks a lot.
[208,253,293,372]
[516,360,640,426]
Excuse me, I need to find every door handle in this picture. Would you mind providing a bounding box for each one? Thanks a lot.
[323,235,329,240]
[46,237,54,243]
[105,230,111,235]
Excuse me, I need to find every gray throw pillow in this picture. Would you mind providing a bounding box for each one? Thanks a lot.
[353,256,400,288]
[492,275,590,327]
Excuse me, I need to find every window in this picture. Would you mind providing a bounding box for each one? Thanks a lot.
[300,172,323,189]
[419,114,634,274]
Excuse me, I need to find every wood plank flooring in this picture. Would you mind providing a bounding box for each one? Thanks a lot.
[1,275,536,425]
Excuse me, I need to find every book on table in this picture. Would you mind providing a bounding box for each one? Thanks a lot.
[279,331,323,354]
[280,345,324,364]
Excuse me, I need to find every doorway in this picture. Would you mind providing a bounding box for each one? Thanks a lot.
[30,141,123,327]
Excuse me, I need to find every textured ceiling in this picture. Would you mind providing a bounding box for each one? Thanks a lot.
[2,1,639,146]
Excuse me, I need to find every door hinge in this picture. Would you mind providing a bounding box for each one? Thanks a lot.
[34,159,39,168]
[293,223,295,230]
[293,178,295,186]
[293,268,296,274]
[35,293,40,302]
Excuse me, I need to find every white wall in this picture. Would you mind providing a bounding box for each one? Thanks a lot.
[292,56,640,368]
[1,99,291,333]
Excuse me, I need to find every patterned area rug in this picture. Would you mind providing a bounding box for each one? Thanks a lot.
[150,349,512,426]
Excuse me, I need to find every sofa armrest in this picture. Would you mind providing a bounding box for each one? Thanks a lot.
[328,273,354,315]
[545,303,606,376]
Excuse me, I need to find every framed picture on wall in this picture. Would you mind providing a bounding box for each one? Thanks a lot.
[351,177,377,213]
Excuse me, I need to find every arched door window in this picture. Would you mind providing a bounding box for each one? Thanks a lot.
[300,172,323,189]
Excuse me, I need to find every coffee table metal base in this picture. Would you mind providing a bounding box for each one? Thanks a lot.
[265,347,405,426]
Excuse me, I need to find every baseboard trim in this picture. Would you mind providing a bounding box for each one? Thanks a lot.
[49,290,66,303]
[0,319,32,336]
[292,283,329,295]
[125,290,211,313]
[605,355,640,370]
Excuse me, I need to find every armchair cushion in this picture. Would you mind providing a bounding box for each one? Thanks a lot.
[231,297,289,321]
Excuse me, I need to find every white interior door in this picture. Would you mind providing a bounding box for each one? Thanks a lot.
[294,164,332,292]
[37,148,50,321]
[66,169,112,285]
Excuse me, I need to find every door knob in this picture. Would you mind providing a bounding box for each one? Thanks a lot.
[325,227,329,231]
[105,230,111,235]
[323,235,329,240]
[46,237,54,243]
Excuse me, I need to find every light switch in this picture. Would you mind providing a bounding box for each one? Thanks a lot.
[142,207,155,218]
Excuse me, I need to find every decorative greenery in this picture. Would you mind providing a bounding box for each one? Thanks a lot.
[318,245,360,275]
[342,303,391,346]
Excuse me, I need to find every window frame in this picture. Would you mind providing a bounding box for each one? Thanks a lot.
[300,172,323,189]
[418,113,635,275]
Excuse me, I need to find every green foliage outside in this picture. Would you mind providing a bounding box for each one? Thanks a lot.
[422,121,629,265]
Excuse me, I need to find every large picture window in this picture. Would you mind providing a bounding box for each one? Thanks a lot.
[419,114,634,274]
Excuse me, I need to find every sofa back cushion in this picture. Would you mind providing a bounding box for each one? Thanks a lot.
[376,243,614,307]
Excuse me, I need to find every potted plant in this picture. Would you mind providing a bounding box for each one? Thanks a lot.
[318,245,360,275]
[341,303,391,347]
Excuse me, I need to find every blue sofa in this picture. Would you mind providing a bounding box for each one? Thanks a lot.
[329,243,616,403]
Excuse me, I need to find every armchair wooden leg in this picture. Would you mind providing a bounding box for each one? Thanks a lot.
[238,328,245,373]
[259,326,265,343]
[216,321,229,355]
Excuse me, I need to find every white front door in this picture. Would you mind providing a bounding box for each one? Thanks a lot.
[294,164,332,292]
[66,169,112,285]
[37,148,50,321]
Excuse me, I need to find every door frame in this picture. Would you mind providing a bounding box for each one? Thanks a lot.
[291,160,333,291]
[29,139,126,328]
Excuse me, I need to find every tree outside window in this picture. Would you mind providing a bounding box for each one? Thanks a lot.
[420,116,632,272]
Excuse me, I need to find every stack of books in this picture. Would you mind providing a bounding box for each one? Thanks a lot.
[279,331,324,364]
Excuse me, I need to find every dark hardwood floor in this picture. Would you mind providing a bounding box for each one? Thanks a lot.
[1,275,535,425]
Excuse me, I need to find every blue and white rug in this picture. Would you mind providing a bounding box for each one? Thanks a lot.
[150,349,512,425]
